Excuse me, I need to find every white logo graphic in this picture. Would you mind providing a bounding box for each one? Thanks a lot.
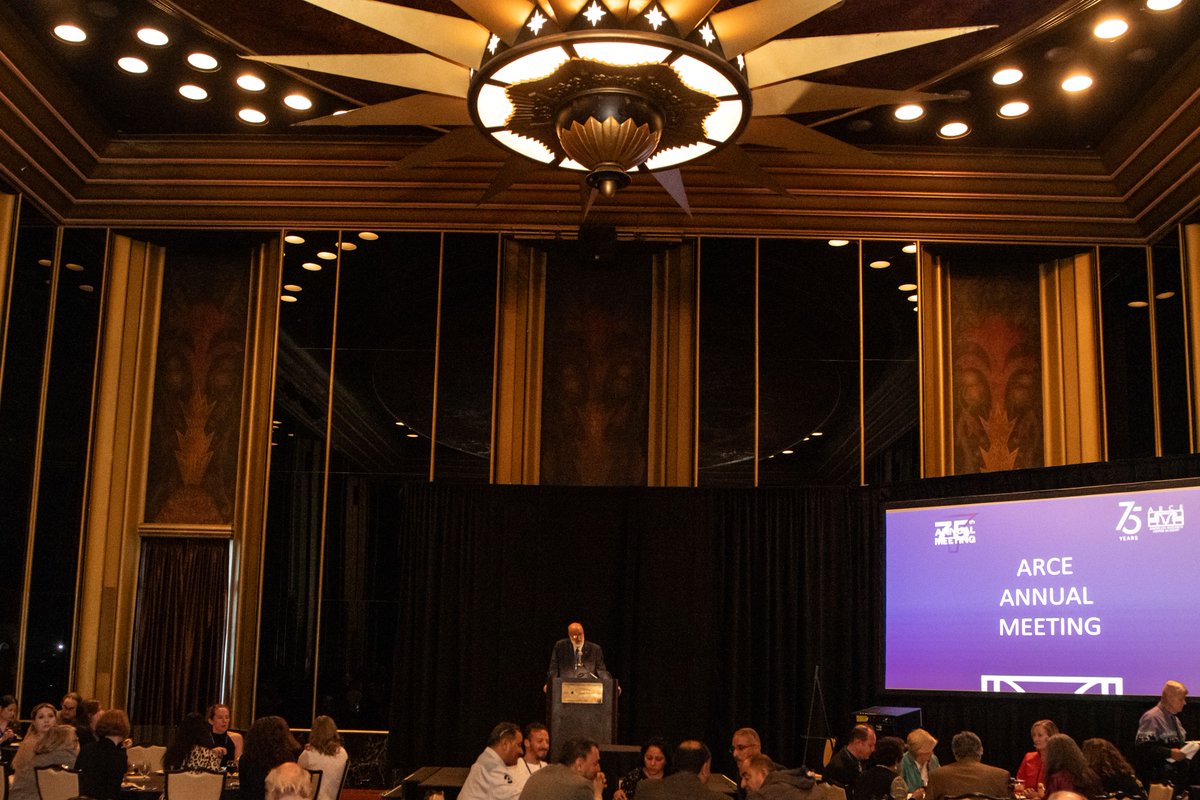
[1116,500,1142,540]
[934,518,976,545]
[1147,504,1185,533]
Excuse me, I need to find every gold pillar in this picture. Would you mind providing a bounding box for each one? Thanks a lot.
[648,241,697,486]
[233,238,282,727]
[1039,251,1105,465]
[1184,224,1200,452]
[918,251,953,477]
[0,192,19,401]
[75,234,165,708]
[492,238,545,484]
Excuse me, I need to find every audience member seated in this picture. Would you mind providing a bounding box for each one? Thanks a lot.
[1081,738,1145,798]
[901,729,940,799]
[265,762,314,800]
[460,721,523,800]
[1042,735,1101,799]
[240,716,301,800]
[613,736,671,800]
[733,728,786,772]
[165,712,225,772]
[636,740,712,800]
[85,700,103,734]
[519,736,605,800]
[508,722,550,792]
[10,702,58,774]
[77,709,131,800]
[924,731,1010,800]
[854,736,907,800]
[1016,720,1059,800]
[8,724,79,800]
[825,726,877,789]
[1134,681,1189,789]
[297,715,348,800]
[741,754,826,800]
[209,703,244,766]
[58,691,95,747]
[1,694,20,744]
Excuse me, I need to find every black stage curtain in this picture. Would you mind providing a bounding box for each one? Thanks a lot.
[388,454,1200,777]
[129,537,229,725]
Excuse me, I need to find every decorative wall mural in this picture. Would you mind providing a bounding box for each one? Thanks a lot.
[951,269,1043,473]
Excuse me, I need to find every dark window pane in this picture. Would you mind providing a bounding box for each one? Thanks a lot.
[1100,247,1154,459]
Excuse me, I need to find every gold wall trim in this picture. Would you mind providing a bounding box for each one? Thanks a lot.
[0,193,19,404]
[75,234,165,708]
[229,237,281,727]
[1039,251,1104,466]
[648,240,697,487]
[489,234,502,483]
[919,251,953,477]
[1147,246,1163,456]
[1184,224,1200,452]
[754,238,760,487]
[429,233,444,482]
[492,238,545,484]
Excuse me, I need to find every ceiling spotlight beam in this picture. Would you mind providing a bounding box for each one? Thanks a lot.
[657,0,720,37]
[292,0,489,68]
[450,0,536,45]
[745,26,996,88]
[245,53,470,97]
[296,93,473,127]
[751,79,952,116]
[709,0,840,57]
[740,116,885,160]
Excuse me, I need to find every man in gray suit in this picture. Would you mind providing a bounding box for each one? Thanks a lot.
[519,737,605,800]
[925,732,1011,800]
[638,741,726,800]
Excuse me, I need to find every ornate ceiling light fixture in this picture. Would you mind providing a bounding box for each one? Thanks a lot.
[250,0,992,209]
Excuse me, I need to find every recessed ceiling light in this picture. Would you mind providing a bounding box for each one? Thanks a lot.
[283,94,313,111]
[1062,74,1093,92]
[53,24,88,43]
[283,284,302,292]
[991,67,1023,85]
[898,283,917,291]
[187,52,219,71]
[912,305,919,312]
[907,294,919,302]
[337,242,357,250]
[811,431,823,437]
[1156,291,1176,300]
[1093,18,1129,40]
[938,121,970,139]
[237,74,266,92]
[79,284,95,292]
[869,260,891,269]
[302,262,322,271]
[317,251,337,260]
[117,56,149,74]
[902,244,917,254]
[828,239,850,247]
[280,295,298,303]
[1128,300,1149,308]
[332,109,350,116]
[781,449,794,455]
[1147,0,1182,9]
[136,27,169,46]
[406,432,419,439]
[358,232,379,240]
[394,420,406,427]
[283,234,305,244]
[238,108,267,125]
[998,101,1030,119]
[893,104,925,121]
[37,258,52,267]
[65,263,84,272]
[178,84,208,101]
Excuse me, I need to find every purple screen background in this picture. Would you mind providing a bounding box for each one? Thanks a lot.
[885,484,1200,696]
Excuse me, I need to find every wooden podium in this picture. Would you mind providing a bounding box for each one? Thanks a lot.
[548,676,618,757]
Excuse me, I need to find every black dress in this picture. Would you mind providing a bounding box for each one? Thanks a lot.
[211,730,237,767]
[77,738,128,800]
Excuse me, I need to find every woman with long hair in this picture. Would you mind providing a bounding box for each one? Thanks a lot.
[240,716,301,800]
[164,711,224,771]
[1082,738,1145,798]
[613,737,671,800]
[0,694,19,744]
[1016,720,1059,799]
[9,724,79,800]
[1043,734,1102,798]
[298,716,349,800]
[10,702,58,774]
[208,703,244,766]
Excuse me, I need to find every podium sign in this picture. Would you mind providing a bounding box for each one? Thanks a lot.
[549,676,617,756]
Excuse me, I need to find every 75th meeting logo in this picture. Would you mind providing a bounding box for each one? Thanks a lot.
[1116,500,1185,541]
[934,517,977,546]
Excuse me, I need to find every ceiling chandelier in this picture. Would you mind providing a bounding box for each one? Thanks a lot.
[251,0,990,207]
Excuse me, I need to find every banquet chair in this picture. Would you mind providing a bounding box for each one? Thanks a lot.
[143,745,167,772]
[33,765,78,800]
[164,769,225,800]
[307,769,323,800]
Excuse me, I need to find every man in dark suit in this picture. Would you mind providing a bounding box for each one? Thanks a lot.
[519,737,604,800]
[547,622,608,682]
[925,732,1011,800]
